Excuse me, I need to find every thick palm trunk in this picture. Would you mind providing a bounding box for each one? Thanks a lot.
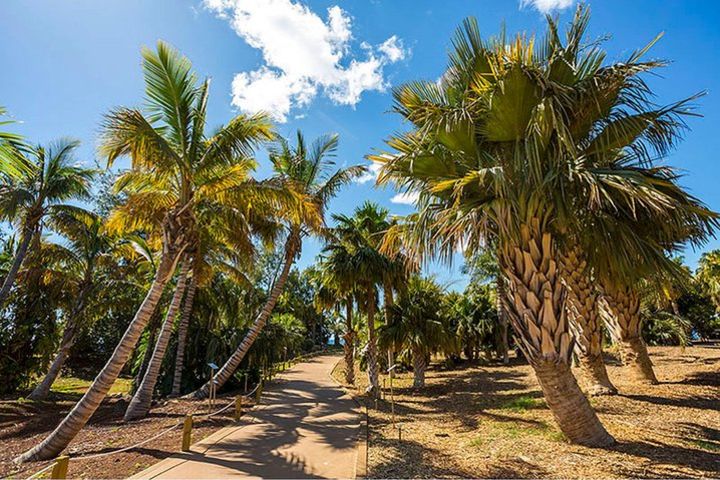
[189,232,300,399]
[411,346,426,388]
[0,222,35,309]
[16,248,182,462]
[496,275,510,364]
[29,279,94,401]
[383,282,395,376]
[500,220,614,447]
[124,259,191,421]
[603,283,659,384]
[343,299,355,385]
[365,289,379,396]
[560,247,617,396]
[170,270,197,397]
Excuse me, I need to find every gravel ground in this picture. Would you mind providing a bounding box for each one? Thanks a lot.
[333,345,720,479]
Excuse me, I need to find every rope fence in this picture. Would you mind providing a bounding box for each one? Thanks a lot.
[22,349,325,479]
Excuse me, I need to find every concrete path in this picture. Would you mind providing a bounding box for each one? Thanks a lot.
[133,354,361,479]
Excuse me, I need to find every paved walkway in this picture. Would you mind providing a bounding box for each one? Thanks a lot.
[133,354,361,479]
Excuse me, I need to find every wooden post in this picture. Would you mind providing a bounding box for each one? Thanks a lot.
[51,455,69,479]
[244,372,248,393]
[255,379,263,404]
[182,414,193,452]
[235,396,243,421]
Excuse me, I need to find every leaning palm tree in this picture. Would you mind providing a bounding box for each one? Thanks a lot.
[374,6,718,445]
[28,210,113,400]
[0,139,94,310]
[18,41,276,462]
[379,276,452,388]
[189,131,364,398]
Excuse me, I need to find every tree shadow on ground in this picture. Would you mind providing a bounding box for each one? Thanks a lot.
[621,393,719,411]
[611,440,720,476]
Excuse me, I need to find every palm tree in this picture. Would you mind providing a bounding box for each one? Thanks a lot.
[0,139,94,310]
[28,211,112,400]
[170,260,198,396]
[379,276,452,387]
[695,250,720,309]
[18,42,275,462]
[189,131,364,398]
[323,202,393,396]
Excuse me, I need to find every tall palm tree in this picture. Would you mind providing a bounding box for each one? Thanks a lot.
[18,41,275,462]
[379,276,452,388]
[697,250,720,309]
[28,210,113,400]
[189,131,364,398]
[0,139,94,310]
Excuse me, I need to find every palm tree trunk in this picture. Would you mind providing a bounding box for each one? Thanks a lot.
[499,220,614,447]
[0,221,35,309]
[124,258,191,421]
[170,270,197,397]
[496,275,510,365]
[189,231,300,399]
[132,319,159,395]
[411,346,426,388]
[603,283,659,384]
[16,245,183,462]
[365,289,379,396]
[560,247,617,396]
[384,282,395,376]
[343,299,355,385]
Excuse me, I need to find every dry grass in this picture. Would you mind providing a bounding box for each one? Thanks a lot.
[333,345,720,478]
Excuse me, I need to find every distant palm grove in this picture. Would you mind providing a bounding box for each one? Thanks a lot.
[2,5,720,464]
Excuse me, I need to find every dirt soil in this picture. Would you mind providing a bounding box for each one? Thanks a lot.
[0,390,242,479]
[334,345,720,479]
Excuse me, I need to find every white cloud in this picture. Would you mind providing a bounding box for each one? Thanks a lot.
[390,191,419,205]
[521,0,575,13]
[356,162,383,184]
[204,0,408,122]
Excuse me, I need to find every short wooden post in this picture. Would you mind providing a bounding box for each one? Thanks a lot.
[51,455,69,479]
[182,414,193,452]
[255,379,263,404]
[244,372,248,393]
[235,396,243,421]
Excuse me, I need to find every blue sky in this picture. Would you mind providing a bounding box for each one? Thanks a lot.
[2,0,719,289]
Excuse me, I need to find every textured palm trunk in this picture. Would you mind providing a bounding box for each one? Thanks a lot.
[0,221,36,308]
[343,299,355,385]
[170,270,197,397]
[384,282,395,377]
[411,345,426,388]
[131,319,159,395]
[189,231,300,399]
[124,258,191,421]
[499,220,614,447]
[16,208,191,463]
[365,289,379,396]
[603,283,659,384]
[560,247,617,396]
[496,275,510,364]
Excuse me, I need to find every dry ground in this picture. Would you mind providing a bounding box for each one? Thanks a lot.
[0,389,241,479]
[333,345,720,479]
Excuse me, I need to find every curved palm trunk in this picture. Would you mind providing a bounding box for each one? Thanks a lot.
[343,299,355,385]
[17,239,184,462]
[0,222,35,309]
[411,345,426,388]
[170,270,197,397]
[500,221,614,447]
[189,231,300,399]
[131,318,160,395]
[365,289,379,397]
[28,281,93,401]
[560,247,617,396]
[496,275,510,365]
[124,259,191,421]
[602,284,658,384]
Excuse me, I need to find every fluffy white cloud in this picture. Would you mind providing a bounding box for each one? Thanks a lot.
[521,0,575,13]
[356,162,383,184]
[204,0,408,122]
[390,191,419,205]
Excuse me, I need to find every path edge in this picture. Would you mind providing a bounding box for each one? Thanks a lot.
[327,356,368,480]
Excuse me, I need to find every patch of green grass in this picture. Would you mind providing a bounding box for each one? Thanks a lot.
[51,377,132,396]
[499,395,546,412]
[469,420,565,447]
[690,439,720,451]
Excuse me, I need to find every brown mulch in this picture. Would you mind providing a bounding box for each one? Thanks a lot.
[0,391,242,479]
[334,345,720,479]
